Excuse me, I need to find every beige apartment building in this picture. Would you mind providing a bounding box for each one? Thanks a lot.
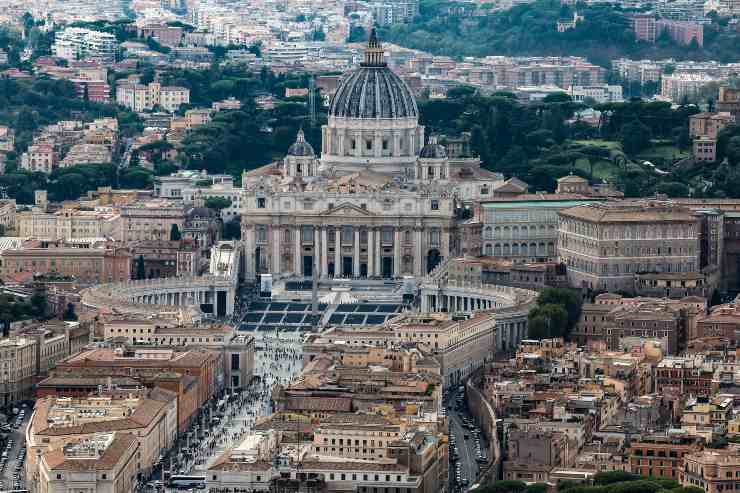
[0,337,37,405]
[0,199,16,234]
[388,312,500,388]
[312,415,402,461]
[102,319,254,389]
[681,449,740,493]
[27,391,178,485]
[116,82,190,113]
[35,433,140,493]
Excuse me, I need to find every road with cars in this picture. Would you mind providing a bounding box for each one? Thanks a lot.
[1,406,30,491]
[446,387,488,492]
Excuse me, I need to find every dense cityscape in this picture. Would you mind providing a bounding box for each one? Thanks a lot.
[0,0,736,492]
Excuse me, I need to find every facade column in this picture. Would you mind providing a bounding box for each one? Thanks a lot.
[244,225,254,279]
[353,228,360,277]
[321,227,328,278]
[414,228,423,276]
[375,227,382,277]
[314,227,320,277]
[393,228,401,278]
[368,229,375,278]
[272,226,281,274]
[294,226,301,276]
[334,229,341,277]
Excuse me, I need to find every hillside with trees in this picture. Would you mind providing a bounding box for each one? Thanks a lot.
[379,0,740,66]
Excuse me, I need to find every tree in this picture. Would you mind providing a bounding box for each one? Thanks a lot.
[29,290,48,320]
[169,224,181,241]
[537,287,583,334]
[528,304,569,338]
[204,196,232,213]
[621,119,652,155]
[223,217,241,240]
[593,471,639,485]
[480,480,528,493]
[136,255,146,280]
[63,303,77,321]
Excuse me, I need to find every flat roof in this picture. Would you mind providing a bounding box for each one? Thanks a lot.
[482,200,598,209]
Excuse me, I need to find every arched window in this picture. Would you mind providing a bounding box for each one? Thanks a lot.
[485,244,493,256]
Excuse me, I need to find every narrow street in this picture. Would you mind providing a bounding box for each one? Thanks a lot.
[158,330,304,492]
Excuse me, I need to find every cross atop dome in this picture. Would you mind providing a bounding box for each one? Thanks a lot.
[361,28,387,67]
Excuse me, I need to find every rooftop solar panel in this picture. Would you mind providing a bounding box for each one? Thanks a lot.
[250,302,269,311]
[328,314,346,324]
[245,313,263,323]
[270,302,288,311]
[365,315,386,325]
[287,304,309,312]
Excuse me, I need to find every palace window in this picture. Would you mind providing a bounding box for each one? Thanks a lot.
[366,140,372,150]
[257,226,267,243]
[257,198,266,209]
[382,228,393,244]
[431,200,439,210]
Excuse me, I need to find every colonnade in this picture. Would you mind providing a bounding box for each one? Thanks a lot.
[420,293,499,313]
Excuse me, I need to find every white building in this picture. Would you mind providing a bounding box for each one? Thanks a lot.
[116,82,190,113]
[52,28,117,63]
[568,84,624,104]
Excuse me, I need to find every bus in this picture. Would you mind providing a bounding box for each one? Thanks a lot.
[167,475,206,489]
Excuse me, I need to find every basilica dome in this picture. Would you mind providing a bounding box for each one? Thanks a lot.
[328,30,418,120]
[287,129,314,157]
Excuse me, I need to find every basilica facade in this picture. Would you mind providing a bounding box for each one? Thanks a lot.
[240,32,498,280]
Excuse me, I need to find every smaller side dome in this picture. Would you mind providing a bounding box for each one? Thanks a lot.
[287,129,315,157]
[419,136,447,159]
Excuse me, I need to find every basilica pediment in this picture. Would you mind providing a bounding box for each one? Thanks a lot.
[322,202,373,217]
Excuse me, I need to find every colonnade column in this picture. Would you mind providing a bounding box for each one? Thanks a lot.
[321,227,328,278]
[353,228,360,277]
[294,226,301,276]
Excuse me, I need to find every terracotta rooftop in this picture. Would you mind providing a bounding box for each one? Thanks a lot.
[43,433,138,472]
[285,396,352,413]
[559,200,696,223]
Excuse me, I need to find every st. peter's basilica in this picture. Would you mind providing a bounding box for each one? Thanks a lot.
[241,31,513,280]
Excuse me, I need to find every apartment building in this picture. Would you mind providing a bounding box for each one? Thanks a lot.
[627,432,702,480]
[503,429,567,483]
[20,144,58,173]
[0,199,17,234]
[681,449,740,493]
[717,86,740,117]
[116,82,190,113]
[27,391,177,482]
[101,319,254,390]
[52,28,117,63]
[387,312,500,388]
[0,337,37,405]
[35,434,140,493]
[53,347,221,432]
[661,73,719,102]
